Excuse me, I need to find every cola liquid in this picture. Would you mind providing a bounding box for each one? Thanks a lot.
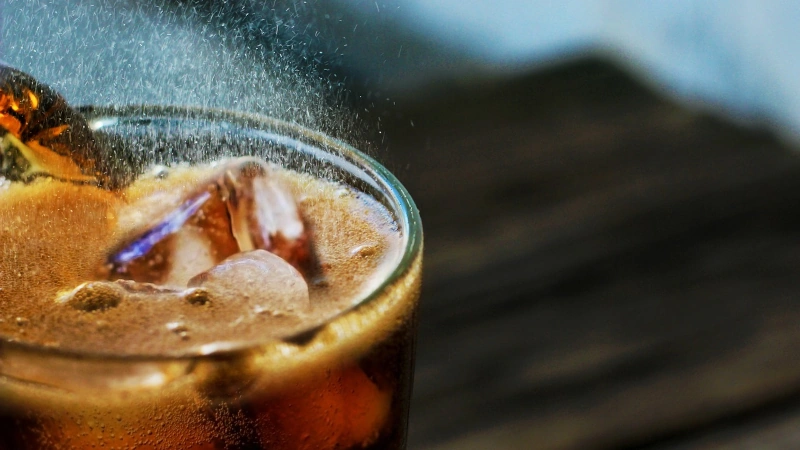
[0,66,422,449]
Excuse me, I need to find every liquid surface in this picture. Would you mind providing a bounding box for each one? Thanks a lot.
[0,164,402,356]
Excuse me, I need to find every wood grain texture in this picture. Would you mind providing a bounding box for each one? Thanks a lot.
[372,60,800,449]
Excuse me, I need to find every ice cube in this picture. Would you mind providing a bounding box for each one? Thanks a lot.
[221,159,310,271]
[188,250,309,315]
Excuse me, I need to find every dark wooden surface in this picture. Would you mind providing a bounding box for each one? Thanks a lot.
[375,59,800,449]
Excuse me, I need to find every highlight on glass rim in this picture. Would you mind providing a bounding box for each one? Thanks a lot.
[0,56,422,448]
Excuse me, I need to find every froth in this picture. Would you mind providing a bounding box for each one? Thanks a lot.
[0,166,402,356]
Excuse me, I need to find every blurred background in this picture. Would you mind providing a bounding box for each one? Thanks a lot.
[6,1,800,448]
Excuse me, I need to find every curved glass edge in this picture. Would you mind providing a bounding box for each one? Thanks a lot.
[0,106,423,364]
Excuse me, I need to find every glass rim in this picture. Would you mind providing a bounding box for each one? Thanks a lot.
[0,105,423,363]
